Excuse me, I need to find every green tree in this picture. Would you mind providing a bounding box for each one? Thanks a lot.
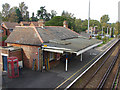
[61,10,74,18]
[114,22,120,36]
[51,10,57,18]
[0,12,2,24]
[19,2,28,17]
[23,11,29,21]
[45,16,66,26]
[100,14,110,23]
[30,12,38,21]
[19,2,29,21]
[37,6,51,21]
[16,8,23,23]
[74,19,82,33]
[8,7,18,22]
[2,3,10,21]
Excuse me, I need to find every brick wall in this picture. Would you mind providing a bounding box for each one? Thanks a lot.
[2,27,7,37]
[0,49,2,70]
[9,50,22,61]
[8,43,41,70]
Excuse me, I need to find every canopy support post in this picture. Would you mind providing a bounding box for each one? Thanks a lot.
[65,53,68,72]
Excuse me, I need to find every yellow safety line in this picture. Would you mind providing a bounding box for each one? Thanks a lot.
[55,40,116,89]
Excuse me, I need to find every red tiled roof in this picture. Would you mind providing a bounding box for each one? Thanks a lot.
[5,26,80,45]
[2,22,20,29]
[31,22,39,26]
[6,26,42,45]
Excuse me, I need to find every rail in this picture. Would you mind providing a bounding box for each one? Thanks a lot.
[65,39,119,89]
[97,49,120,89]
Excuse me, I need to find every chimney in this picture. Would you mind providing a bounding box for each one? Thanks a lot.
[38,19,45,28]
[63,21,68,28]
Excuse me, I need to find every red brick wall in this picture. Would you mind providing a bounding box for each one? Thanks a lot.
[0,49,2,70]
[2,27,7,37]
[9,50,22,61]
[7,43,41,70]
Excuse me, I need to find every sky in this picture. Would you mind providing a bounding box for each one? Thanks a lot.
[0,0,120,23]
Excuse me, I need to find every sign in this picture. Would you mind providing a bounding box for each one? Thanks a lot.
[44,45,47,47]
[36,52,38,55]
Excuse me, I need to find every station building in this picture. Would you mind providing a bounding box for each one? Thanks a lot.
[1,20,102,71]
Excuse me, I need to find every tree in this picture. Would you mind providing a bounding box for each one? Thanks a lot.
[30,12,38,21]
[2,3,10,21]
[23,11,29,21]
[114,22,120,36]
[61,11,75,30]
[61,10,74,18]
[8,7,18,22]
[0,12,2,24]
[37,6,46,19]
[45,16,75,30]
[37,6,51,21]
[51,10,57,18]
[19,2,28,17]
[100,14,110,23]
[74,19,82,33]
[19,2,29,21]
[45,16,66,26]
[16,8,23,23]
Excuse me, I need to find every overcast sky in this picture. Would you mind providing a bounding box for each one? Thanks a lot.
[0,0,120,23]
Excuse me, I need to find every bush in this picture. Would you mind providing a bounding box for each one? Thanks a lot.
[2,35,7,41]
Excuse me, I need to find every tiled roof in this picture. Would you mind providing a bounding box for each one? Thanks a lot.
[5,26,41,45]
[31,22,39,26]
[20,21,31,26]
[2,22,20,29]
[36,26,79,42]
[6,26,80,45]
[5,26,102,50]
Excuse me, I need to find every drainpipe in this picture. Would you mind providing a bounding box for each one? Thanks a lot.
[38,44,44,71]
[38,47,41,71]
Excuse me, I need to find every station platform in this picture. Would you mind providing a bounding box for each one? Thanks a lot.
[2,39,117,89]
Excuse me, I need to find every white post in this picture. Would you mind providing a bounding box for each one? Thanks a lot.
[110,27,112,37]
[66,58,68,72]
[94,26,95,34]
[88,0,90,34]
[65,54,68,72]
[102,27,103,35]
[81,53,82,61]
[107,27,109,35]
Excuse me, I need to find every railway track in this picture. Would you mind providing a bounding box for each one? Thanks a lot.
[69,39,120,89]
[111,64,120,89]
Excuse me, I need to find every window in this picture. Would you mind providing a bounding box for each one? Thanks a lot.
[0,30,3,33]
[49,52,54,61]
[9,29,13,32]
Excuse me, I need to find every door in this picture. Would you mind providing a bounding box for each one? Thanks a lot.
[2,56,7,71]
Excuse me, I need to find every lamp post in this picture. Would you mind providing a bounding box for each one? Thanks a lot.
[110,27,112,37]
[88,0,90,34]
[107,27,109,35]
[102,26,105,35]
[94,26,98,34]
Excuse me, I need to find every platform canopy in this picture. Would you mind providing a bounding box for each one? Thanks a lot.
[42,37,102,56]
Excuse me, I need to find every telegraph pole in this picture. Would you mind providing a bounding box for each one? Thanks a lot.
[88,0,90,34]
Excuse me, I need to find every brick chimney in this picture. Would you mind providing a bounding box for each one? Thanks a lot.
[38,19,45,28]
[63,21,68,28]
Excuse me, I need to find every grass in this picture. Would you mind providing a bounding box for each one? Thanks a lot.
[97,37,114,47]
